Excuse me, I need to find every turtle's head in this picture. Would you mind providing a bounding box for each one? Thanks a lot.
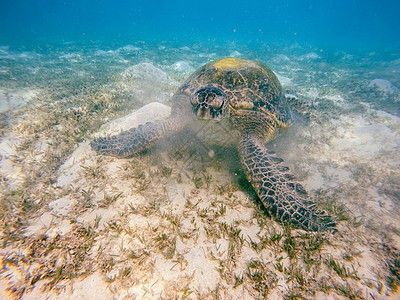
[190,85,227,121]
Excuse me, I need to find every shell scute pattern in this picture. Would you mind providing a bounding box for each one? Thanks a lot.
[180,59,287,123]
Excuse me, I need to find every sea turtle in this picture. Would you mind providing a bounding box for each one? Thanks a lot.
[91,57,335,231]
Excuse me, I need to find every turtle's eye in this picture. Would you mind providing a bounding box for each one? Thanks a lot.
[190,95,198,106]
[210,94,224,109]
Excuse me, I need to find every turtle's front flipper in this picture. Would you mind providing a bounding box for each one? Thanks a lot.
[91,95,191,157]
[238,133,336,232]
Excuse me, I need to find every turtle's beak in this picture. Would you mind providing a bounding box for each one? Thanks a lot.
[195,104,213,119]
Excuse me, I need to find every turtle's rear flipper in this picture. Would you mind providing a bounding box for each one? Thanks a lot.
[238,133,336,232]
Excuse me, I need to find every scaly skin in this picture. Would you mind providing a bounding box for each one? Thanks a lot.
[238,133,335,231]
[91,95,190,157]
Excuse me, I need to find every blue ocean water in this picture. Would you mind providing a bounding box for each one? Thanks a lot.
[1,0,400,50]
[1,1,400,299]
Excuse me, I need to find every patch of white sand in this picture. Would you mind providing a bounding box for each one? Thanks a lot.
[275,73,293,87]
[59,53,82,63]
[323,94,346,105]
[274,54,290,61]
[299,52,320,60]
[229,50,242,57]
[57,102,171,188]
[44,219,74,238]
[330,115,398,161]
[117,45,141,53]
[121,62,169,84]
[198,53,217,58]
[305,112,399,189]
[48,196,75,216]
[23,272,113,300]
[0,89,38,113]
[95,102,171,137]
[94,49,113,56]
[94,45,141,56]
[56,141,93,188]
[118,63,175,104]
[0,132,25,187]
[184,246,220,291]
[24,212,54,238]
[171,61,195,74]
[368,79,399,94]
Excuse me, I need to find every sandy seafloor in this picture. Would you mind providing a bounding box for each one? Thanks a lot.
[0,41,400,299]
